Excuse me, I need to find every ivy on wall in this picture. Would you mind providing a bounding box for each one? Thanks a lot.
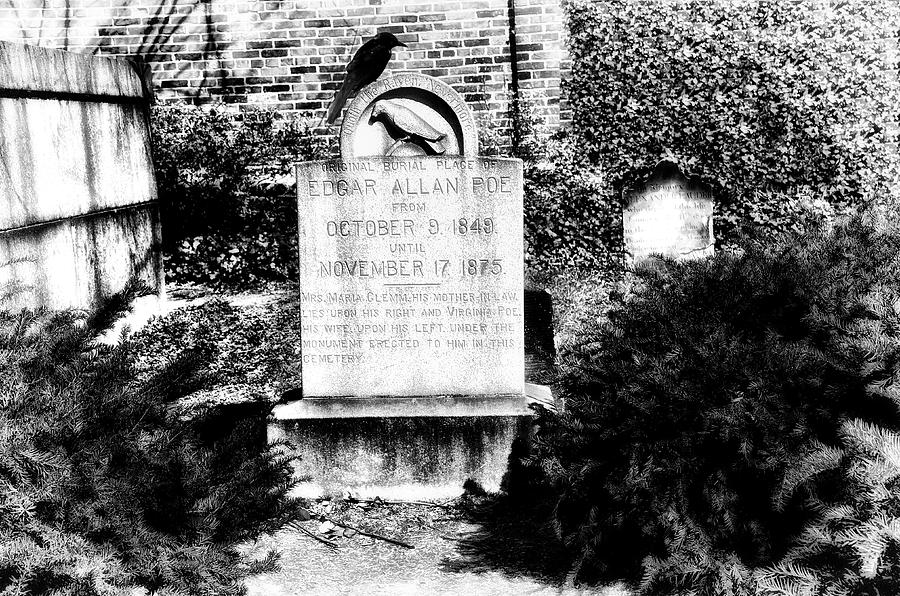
[564,0,900,241]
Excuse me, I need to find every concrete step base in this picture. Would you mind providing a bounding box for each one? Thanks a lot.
[270,415,532,501]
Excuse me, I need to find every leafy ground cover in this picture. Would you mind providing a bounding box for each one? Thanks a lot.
[130,285,304,400]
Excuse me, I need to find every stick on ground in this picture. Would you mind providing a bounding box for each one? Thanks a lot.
[344,496,455,509]
[320,514,415,549]
[289,521,339,549]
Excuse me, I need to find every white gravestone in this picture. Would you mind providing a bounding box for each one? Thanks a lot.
[297,156,524,398]
[623,160,714,263]
[293,75,525,413]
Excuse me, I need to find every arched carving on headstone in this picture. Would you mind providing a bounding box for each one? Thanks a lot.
[339,74,479,160]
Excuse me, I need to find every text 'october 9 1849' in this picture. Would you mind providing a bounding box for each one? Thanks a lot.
[296,156,525,398]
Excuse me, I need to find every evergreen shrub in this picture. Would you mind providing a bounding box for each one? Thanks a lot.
[151,105,327,287]
[0,287,299,594]
[564,0,900,241]
[523,213,900,593]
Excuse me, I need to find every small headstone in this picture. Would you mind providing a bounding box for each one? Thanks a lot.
[622,160,714,263]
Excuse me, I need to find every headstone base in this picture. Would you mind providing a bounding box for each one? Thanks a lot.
[269,413,531,500]
[273,394,530,419]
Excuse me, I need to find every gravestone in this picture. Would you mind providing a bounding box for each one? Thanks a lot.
[294,157,525,406]
[623,160,714,263]
[273,74,530,498]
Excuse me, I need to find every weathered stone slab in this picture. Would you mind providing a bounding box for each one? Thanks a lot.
[296,156,524,398]
[0,40,144,98]
[0,203,162,311]
[0,42,160,312]
[271,416,527,500]
[623,160,714,263]
[0,98,156,230]
[274,395,530,418]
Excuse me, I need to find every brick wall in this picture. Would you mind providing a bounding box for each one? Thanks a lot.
[0,0,569,145]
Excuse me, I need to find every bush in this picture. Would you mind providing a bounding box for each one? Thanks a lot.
[0,286,299,594]
[151,105,327,287]
[479,96,624,273]
[523,133,623,273]
[564,0,900,241]
[521,213,900,593]
[751,418,900,595]
[131,296,304,396]
[165,195,301,287]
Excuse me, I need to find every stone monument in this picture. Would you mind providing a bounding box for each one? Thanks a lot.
[272,74,529,498]
[623,160,714,263]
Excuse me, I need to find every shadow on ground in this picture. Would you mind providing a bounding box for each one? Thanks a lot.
[441,485,573,586]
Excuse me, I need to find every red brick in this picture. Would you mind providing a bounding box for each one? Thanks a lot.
[10,0,569,137]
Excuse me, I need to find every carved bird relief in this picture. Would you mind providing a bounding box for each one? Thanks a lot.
[369,100,447,156]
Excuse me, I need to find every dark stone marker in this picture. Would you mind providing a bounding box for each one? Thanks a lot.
[524,289,555,385]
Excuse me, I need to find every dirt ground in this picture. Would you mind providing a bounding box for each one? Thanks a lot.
[240,497,630,596]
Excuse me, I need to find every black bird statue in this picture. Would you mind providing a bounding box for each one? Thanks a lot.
[370,100,447,155]
[325,32,407,125]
